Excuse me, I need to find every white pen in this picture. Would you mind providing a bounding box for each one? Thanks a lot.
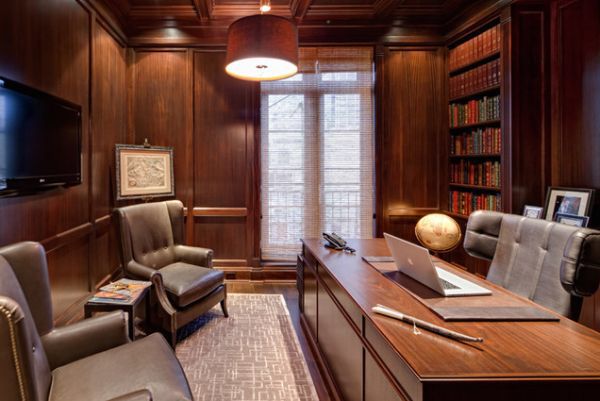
[372,304,483,343]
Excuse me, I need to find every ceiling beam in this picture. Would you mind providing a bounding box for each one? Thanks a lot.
[373,0,403,19]
[290,0,313,21]
[191,0,213,20]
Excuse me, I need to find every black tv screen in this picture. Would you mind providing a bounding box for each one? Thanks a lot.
[0,77,81,193]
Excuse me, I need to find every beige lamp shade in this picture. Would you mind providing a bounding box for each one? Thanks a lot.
[225,14,299,81]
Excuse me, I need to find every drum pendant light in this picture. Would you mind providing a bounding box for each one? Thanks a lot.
[225,9,298,81]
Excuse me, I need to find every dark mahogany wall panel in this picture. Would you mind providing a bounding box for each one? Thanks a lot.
[0,0,90,243]
[551,0,600,330]
[505,3,551,213]
[92,24,127,219]
[193,51,252,208]
[192,51,257,267]
[0,0,92,324]
[0,0,127,323]
[91,23,128,286]
[131,50,193,205]
[379,46,445,239]
[551,0,600,191]
[128,49,258,273]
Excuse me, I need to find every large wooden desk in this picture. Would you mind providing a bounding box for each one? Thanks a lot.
[299,239,600,401]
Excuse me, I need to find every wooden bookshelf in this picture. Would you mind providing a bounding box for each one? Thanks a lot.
[449,85,500,103]
[449,119,501,130]
[447,22,503,217]
[449,153,501,159]
[449,50,500,75]
[449,183,501,191]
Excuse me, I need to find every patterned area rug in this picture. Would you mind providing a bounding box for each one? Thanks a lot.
[176,294,319,401]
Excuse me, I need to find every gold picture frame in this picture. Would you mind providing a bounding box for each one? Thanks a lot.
[115,144,174,200]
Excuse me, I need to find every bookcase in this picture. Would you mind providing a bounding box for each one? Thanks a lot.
[447,22,503,217]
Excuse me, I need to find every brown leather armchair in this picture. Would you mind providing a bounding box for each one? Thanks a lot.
[463,210,600,320]
[116,200,228,348]
[0,241,193,401]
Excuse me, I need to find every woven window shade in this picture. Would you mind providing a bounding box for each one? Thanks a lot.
[260,47,375,261]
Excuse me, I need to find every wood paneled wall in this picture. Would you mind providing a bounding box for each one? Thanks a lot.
[2,0,599,332]
[128,49,261,279]
[438,0,600,330]
[550,0,600,329]
[377,46,446,242]
[0,0,127,324]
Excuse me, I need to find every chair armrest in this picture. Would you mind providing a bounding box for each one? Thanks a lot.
[175,245,213,268]
[151,274,177,317]
[107,389,152,401]
[42,310,130,369]
[127,260,161,280]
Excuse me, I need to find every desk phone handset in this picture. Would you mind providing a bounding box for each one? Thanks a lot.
[322,232,356,253]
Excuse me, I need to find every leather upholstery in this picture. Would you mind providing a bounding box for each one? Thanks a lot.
[159,262,224,308]
[107,389,153,401]
[0,248,52,401]
[49,333,191,401]
[116,200,227,347]
[464,211,600,319]
[561,229,600,297]
[42,311,129,370]
[0,242,193,401]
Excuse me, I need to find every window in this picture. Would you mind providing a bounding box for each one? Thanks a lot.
[261,47,374,261]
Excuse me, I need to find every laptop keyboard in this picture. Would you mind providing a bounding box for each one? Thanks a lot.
[440,278,461,290]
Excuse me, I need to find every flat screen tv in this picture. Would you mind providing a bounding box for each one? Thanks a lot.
[0,77,81,194]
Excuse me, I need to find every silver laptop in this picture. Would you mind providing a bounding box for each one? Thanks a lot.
[383,233,491,297]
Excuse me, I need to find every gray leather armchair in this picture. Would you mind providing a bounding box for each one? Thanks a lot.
[464,210,600,320]
[0,241,193,401]
[116,200,227,348]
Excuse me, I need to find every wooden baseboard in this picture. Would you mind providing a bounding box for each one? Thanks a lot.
[218,265,297,282]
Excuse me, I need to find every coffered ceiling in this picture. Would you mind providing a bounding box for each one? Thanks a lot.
[94,0,490,45]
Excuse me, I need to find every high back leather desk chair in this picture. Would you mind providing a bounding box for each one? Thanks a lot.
[464,210,600,320]
[0,242,192,401]
[116,200,228,348]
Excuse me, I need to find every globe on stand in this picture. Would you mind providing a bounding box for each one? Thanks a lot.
[414,213,462,255]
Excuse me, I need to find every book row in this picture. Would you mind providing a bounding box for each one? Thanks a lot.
[449,191,502,216]
[449,25,501,71]
[450,127,501,155]
[449,95,500,127]
[449,59,501,99]
[450,160,501,188]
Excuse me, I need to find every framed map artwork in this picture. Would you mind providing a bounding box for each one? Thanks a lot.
[115,144,174,200]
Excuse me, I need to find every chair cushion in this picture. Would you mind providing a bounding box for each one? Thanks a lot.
[159,262,224,308]
[49,333,192,401]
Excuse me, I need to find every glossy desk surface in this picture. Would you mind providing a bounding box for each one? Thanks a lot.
[302,238,600,380]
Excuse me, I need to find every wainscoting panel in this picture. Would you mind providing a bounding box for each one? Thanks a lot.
[378,46,446,240]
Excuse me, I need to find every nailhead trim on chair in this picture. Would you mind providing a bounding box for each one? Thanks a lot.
[0,304,28,401]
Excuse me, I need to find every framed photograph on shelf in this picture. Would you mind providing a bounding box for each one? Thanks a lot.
[555,213,590,228]
[543,187,594,221]
[523,205,544,219]
[115,144,175,201]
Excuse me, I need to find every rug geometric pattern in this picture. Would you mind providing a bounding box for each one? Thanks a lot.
[176,294,319,401]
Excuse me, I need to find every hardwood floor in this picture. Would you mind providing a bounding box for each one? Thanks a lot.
[227,281,332,401]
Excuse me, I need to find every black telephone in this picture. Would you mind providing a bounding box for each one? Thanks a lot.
[322,232,356,253]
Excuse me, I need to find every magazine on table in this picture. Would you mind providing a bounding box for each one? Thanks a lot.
[88,278,151,304]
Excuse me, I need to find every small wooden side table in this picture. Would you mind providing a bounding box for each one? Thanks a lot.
[84,286,150,340]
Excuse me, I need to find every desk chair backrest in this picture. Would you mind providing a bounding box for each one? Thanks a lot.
[464,211,600,320]
[116,200,186,272]
[0,242,54,401]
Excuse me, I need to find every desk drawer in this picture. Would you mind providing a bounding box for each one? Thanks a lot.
[365,319,422,401]
[318,264,362,330]
[318,282,362,401]
[365,350,409,401]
